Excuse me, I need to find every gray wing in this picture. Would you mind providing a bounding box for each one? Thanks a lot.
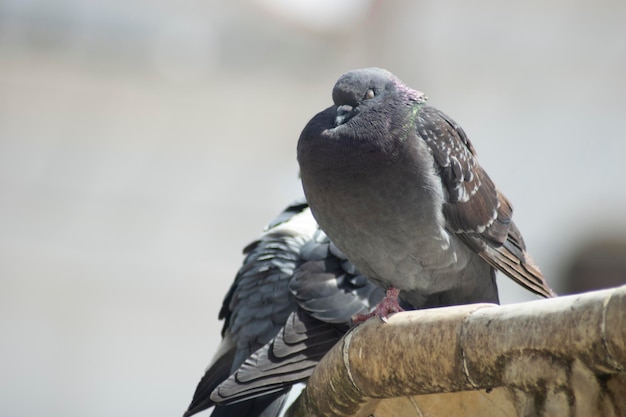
[210,230,384,405]
[416,105,555,298]
[290,230,383,323]
[184,200,317,417]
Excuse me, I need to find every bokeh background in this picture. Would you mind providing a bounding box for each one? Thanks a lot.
[1,1,625,416]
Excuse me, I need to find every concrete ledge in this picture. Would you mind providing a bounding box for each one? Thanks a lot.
[286,285,626,417]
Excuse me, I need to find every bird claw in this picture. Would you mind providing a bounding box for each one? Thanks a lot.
[351,287,404,324]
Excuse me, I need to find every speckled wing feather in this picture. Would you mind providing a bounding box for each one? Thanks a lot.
[211,230,384,405]
[415,105,554,298]
[184,201,317,417]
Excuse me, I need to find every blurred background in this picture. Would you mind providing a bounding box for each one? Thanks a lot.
[1,0,625,416]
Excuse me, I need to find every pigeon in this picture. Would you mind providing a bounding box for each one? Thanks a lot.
[188,68,555,412]
[297,67,554,314]
[183,200,384,417]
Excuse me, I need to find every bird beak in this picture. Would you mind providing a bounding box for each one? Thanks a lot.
[334,105,354,127]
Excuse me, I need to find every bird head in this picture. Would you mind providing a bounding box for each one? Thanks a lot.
[331,68,426,127]
[332,67,393,127]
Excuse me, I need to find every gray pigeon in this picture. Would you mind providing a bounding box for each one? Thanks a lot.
[297,67,554,313]
[183,200,384,417]
[189,68,555,412]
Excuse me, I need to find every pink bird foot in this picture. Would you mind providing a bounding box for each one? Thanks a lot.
[352,287,404,323]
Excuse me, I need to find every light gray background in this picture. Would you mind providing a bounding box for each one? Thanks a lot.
[1,1,625,416]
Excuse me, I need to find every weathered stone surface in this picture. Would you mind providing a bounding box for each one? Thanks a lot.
[286,285,626,417]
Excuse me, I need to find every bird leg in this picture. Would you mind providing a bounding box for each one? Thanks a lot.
[352,287,404,324]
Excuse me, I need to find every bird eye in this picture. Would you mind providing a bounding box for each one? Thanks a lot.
[363,89,375,100]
